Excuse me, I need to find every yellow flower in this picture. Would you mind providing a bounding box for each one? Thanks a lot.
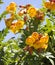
[32,32,39,41]
[39,34,49,44]
[26,36,35,47]
[33,34,49,50]
[5,18,13,28]
[26,32,49,50]
[44,2,51,9]
[27,7,37,17]
[9,2,16,7]
[44,2,55,10]
[6,2,17,12]
[33,41,42,49]
[16,20,24,30]
[33,40,48,50]
[6,6,16,12]
[51,2,55,10]
[10,23,17,33]
[41,44,48,50]
[10,20,24,33]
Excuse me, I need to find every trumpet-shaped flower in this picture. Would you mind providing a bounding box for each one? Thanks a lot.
[6,2,17,12]
[26,36,35,47]
[32,32,39,41]
[27,7,37,17]
[44,2,55,10]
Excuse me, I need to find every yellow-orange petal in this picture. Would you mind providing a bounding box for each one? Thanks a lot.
[51,2,55,10]
[16,20,24,29]
[27,7,37,17]
[10,13,15,19]
[39,34,49,44]
[6,6,16,12]
[10,23,17,33]
[5,18,13,28]
[9,2,17,7]
[32,32,39,41]
[33,41,42,49]
[6,2,17,12]
[44,2,51,9]
[26,36,35,47]
[41,44,48,50]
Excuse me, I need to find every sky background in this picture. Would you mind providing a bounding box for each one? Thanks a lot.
[0,0,42,41]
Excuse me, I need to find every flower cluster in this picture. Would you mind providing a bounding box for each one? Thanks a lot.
[5,18,24,33]
[4,2,44,34]
[10,20,24,33]
[4,2,49,52]
[19,5,44,20]
[44,0,55,10]
[26,32,49,50]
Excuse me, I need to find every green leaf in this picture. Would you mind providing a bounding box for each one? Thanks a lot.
[46,18,52,27]
[0,0,3,4]
[0,11,8,20]
[48,58,54,65]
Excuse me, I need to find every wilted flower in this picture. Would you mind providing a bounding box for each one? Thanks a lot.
[36,11,44,20]
[49,0,55,2]
[23,46,33,54]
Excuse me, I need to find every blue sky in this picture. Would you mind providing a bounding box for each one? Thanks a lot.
[0,0,42,41]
